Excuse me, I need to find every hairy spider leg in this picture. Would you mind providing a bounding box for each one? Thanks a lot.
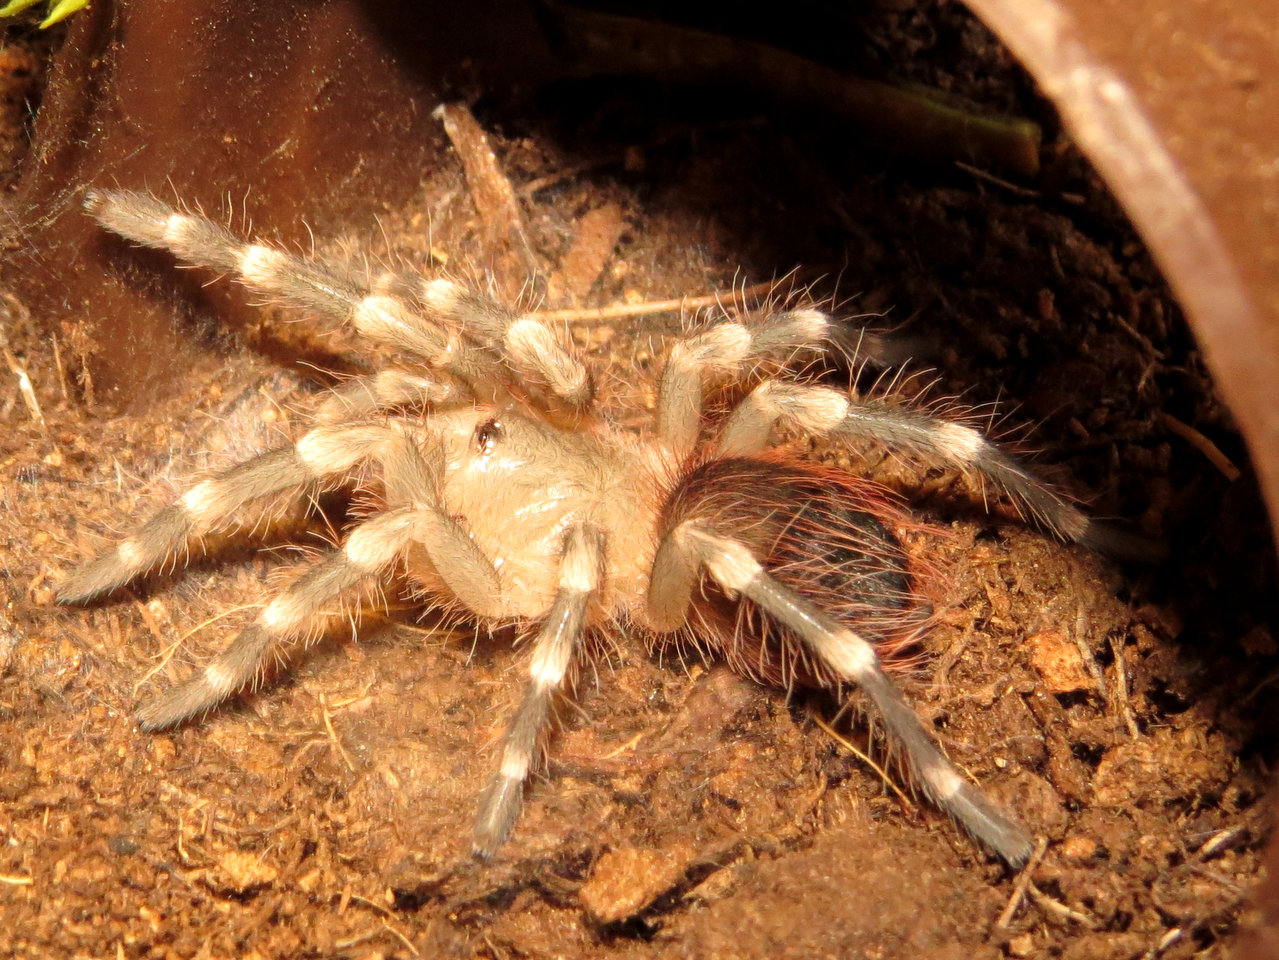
[647,522,1034,868]
[54,422,409,604]
[406,278,594,411]
[472,524,606,858]
[55,415,507,605]
[85,189,591,410]
[715,380,1152,558]
[134,429,501,729]
[314,369,456,423]
[135,506,440,729]
[656,307,891,459]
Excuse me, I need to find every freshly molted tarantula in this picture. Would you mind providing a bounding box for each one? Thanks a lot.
[59,188,1135,867]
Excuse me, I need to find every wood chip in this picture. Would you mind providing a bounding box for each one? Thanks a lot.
[579,844,692,924]
[214,851,278,892]
[1026,629,1093,693]
[549,202,626,303]
[434,101,534,279]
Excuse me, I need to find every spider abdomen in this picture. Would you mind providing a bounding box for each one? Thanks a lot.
[660,456,928,689]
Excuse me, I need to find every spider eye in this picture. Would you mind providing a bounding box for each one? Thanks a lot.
[474,418,504,454]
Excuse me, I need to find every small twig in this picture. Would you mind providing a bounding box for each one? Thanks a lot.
[1109,633,1140,739]
[1160,412,1241,481]
[794,773,830,831]
[1072,608,1108,704]
[285,738,328,774]
[51,333,70,401]
[1027,881,1097,927]
[332,930,384,952]
[3,346,45,429]
[930,622,974,693]
[326,676,378,712]
[381,921,420,957]
[519,159,605,198]
[810,711,912,808]
[955,161,1042,198]
[1196,824,1246,860]
[1113,313,1167,360]
[601,731,645,759]
[0,294,47,428]
[132,598,168,643]
[0,873,33,885]
[991,836,1048,935]
[349,892,396,918]
[1184,862,1246,896]
[1141,926,1184,960]
[177,811,191,864]
[1242,666,1279,705]
[532,277,799,324]
[133,603,260,694]
[319,692,355,772]
[434,101,535,277]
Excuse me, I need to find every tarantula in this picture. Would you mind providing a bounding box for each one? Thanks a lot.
[58,187,1132,869]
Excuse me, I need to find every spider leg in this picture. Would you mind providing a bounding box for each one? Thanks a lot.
[137,429,501,730]
[656,307,890,459]
[86,190,591,410]
[314,369,456,423]
[472,524,605,858]
[646,521,1034,868]
[714,380,1150,556]
[56,421,422,604]
[407,279,593,411]
[85,189,495,386]
[135,505,439,730]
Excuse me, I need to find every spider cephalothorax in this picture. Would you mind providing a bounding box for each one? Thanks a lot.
[58,188,1139,869]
